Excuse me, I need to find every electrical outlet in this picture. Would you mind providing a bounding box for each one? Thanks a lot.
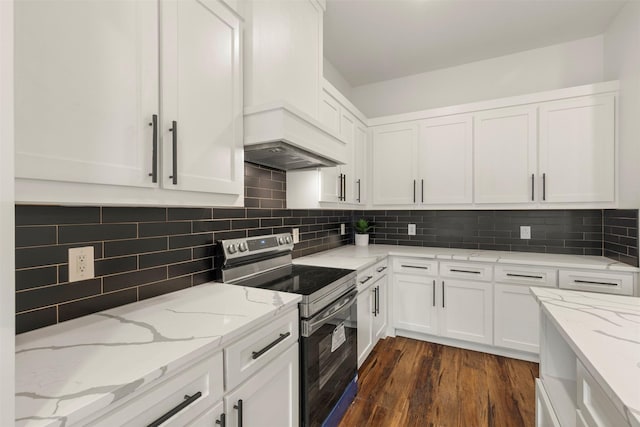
[520,226,531,240]
[408,224,416,236]
[292,228,300,244]
[68,246,95,282]
[340,224,346,235]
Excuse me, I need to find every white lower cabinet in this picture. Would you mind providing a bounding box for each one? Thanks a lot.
[224,343,299,427]
[494,283,541,353]
[394,274,439,335]
[189,401,224,426]
[440,279,493,345]
[356,261,388,367]
[535,379,561,427]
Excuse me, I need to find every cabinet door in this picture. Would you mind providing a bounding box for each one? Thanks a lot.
[319,167,342,203]
[357,286,374,368]
[319,90,340,134]
[340,111,356,203]
[494,284,540,353]
[353,124,367,205]
[373,278,388,342]
[539,94,615,203]
[15,0,159,188]
[371,123,419,205]
[225,344,299,427]
[440,279,493,345]
[161,0,243,195]
[394,274,438,335]
[418,115,473,204]
[474,106,537,204]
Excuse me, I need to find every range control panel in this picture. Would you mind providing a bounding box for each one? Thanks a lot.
[219,233,294,260]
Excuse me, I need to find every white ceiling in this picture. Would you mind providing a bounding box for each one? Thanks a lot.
[324,0,627,87]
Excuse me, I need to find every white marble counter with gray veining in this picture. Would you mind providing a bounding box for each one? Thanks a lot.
[15,282,301,427]
[293,244,639,273]
[531,288,640,426]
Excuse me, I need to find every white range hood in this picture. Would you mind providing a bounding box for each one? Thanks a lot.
[243,101,347,171]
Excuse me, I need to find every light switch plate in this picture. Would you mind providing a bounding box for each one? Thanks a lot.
[520,226,531,239]
[68,246,95,282]
[408,224,416,236]
[292,228,300,244]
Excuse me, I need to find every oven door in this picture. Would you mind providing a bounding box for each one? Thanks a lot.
[300,289,357,427]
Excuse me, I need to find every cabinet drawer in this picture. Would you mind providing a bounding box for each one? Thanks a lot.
[392,257,438,276]
[577,360,628,427]
[535,379,561,427]
[440,261,493,282]
[495,265,557,288]
[90,351,223,426]
[559,270,634,296]
[225,309,299,391]
[358,260,388,292]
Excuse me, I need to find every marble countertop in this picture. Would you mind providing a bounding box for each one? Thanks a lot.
[15,283,301,427]
[531,288,640,426]
[293,244,639,273]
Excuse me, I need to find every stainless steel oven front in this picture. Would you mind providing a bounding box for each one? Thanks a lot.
[300,289,358,427]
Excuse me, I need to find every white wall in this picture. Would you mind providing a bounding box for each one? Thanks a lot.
[350,35,605,118]
[323,57,353,99]
[0,0,15,424]
[604,1,640,209]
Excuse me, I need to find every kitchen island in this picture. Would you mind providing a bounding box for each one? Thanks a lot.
[531,287,640,427]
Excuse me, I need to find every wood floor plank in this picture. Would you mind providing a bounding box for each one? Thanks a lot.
[338,337,539,427]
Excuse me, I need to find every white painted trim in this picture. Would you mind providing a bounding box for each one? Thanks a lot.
[368,80,620,126]
[0,0,15,424]
[394,329,540,363]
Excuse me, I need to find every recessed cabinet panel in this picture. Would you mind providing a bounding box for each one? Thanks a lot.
[161,0,243,195]
[319,91,340,134]
[440,279,493,345]
[539,94,615,203]
[418,115,473,204]
[394,274,438,335]
[494,284,540,353]
[372,123,419,205]
[474,106,537,204]
[15,0,159,187]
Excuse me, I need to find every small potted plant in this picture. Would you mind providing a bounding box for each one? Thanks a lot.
[354,218,372,246]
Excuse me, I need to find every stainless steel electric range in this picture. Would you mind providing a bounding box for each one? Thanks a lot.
[216,233,358,427]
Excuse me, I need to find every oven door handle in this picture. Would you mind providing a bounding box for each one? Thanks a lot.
[301,290,357,337]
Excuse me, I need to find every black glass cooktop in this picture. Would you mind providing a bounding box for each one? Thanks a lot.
[230,264,355,296]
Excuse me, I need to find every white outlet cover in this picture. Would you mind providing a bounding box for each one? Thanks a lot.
[292,228,300,244]
[68,246,95,282]
[340,224,346,235]
[408,224,416,236]
[520,226,531,240]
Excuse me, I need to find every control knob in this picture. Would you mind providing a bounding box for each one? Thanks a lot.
[278,237,285,245]
[227,244,237,254]
[285,235,292,244]
[238,242,249,252]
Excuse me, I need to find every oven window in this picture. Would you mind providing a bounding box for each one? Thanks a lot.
[301,299,357,427]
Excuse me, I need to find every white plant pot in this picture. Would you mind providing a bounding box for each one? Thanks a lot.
[355,234,369,246]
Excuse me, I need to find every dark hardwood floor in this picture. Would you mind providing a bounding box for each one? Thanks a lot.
[338,337,539,427]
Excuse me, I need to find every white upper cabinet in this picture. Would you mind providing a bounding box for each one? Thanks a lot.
[160,0,243,195]
[15,0,159,188]
[353,123,368,204]
[474,106,538,204]
[15,0,243,205]
[244,0,323,119]
[538,94,615,203]
[417,115,473,204]
[372,122,419,205]
[319,90,341,134]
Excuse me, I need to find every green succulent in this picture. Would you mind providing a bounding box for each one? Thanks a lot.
[354,218,373,234]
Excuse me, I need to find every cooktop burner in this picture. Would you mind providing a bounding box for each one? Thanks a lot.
[230,264,355,296]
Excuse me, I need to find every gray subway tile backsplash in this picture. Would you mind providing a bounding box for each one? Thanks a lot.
[14,163,638,334]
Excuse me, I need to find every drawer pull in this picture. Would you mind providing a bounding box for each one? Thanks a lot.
[147,391,202,427]
[376,266,387,273]
[507,273,544,279]
[360,275,373,284]
[216,413,226,427]
[251,332,291,360]
[450,269,481,274]
[401,265,430,270]
[574,279,617,287]
[234,399,243,427]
